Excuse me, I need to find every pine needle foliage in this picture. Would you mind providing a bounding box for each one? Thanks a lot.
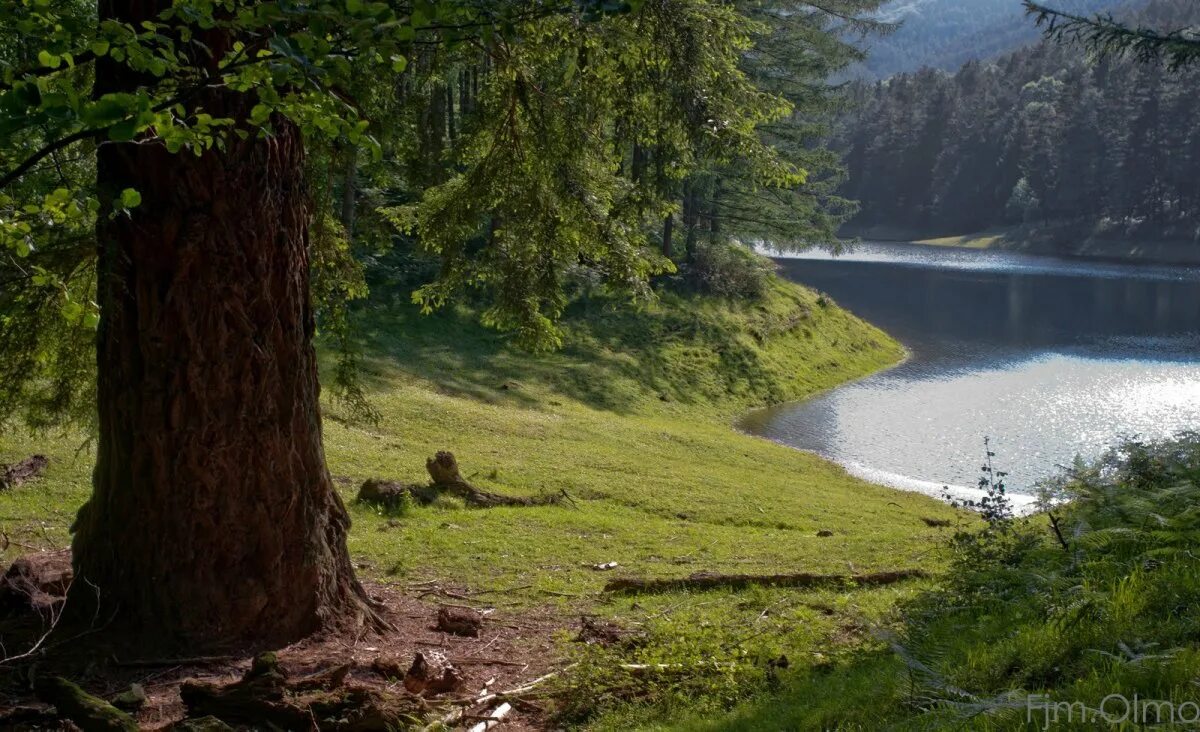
[1026,0,1200,70]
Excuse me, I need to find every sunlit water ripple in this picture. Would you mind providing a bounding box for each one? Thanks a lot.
[742,243,1200,508]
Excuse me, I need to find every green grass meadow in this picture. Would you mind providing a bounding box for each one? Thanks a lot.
[1,275,968,728]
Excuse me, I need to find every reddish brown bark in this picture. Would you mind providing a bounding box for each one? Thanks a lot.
[68,0,378,649]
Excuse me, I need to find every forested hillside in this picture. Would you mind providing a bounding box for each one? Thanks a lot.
[0,0,886,434]
[856,0,1132,78]
[838,0,1200,245]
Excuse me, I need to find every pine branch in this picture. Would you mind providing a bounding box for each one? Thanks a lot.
[1024,1,1200,70]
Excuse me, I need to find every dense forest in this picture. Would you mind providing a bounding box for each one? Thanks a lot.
[854,0,1131,78]
[838,0,1200,243]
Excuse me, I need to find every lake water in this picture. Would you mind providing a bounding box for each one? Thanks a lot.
[742,243,1200,508]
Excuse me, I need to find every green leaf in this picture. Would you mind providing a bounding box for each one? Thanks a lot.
[119,188,142,209]
[249,103,272,125]
[81,97,131,127]
[37,50,61,69]
[108,119,140,141]
[60,300,83,320]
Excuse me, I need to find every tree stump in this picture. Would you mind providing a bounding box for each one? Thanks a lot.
[401,652,464,696]
[425,451,562,508]
[0,455,48,490]
[361,452,565,511]
[426,451,463,485]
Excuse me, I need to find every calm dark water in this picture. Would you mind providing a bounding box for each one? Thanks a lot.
[742,243,1200,507]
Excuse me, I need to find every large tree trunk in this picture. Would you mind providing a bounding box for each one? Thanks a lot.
[341,147,358,238]
[68,0,378,651]
[682,185,700,263]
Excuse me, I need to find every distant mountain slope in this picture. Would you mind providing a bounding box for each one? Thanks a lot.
[836,0,1200,250]
[857,0,1136,78]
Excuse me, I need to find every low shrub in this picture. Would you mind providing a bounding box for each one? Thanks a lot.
[896,434,1200,728]
[679,242,774,300]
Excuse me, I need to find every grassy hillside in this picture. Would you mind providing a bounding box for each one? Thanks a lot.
[0,274,963,727]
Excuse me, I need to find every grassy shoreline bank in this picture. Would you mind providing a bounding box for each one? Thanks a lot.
[0,275,959,728]
[844,224,1200,265]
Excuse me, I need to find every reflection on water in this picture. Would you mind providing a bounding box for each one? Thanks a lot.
[742,243,1200,503]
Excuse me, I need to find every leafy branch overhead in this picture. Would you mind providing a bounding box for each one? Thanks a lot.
[0,0,883,426]
[0,0,633,422]
[2,0,604,188]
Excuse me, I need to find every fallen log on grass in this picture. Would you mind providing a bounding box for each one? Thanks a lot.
[356,479,425,509]
[604,569,932,594]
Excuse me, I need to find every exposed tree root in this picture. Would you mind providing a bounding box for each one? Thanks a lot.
[0,549,72,616]
[179,652,423,731]
[33,675,139,731]
[0,455,48,491]
[604,569,932,594]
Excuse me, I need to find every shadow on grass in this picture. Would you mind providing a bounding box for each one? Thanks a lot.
[703,652,909,731]
[343,285,816,416]
[350,298,644,413]
[593,650,912,732]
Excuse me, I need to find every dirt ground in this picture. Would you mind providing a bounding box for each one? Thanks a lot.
[1,565,575,731]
